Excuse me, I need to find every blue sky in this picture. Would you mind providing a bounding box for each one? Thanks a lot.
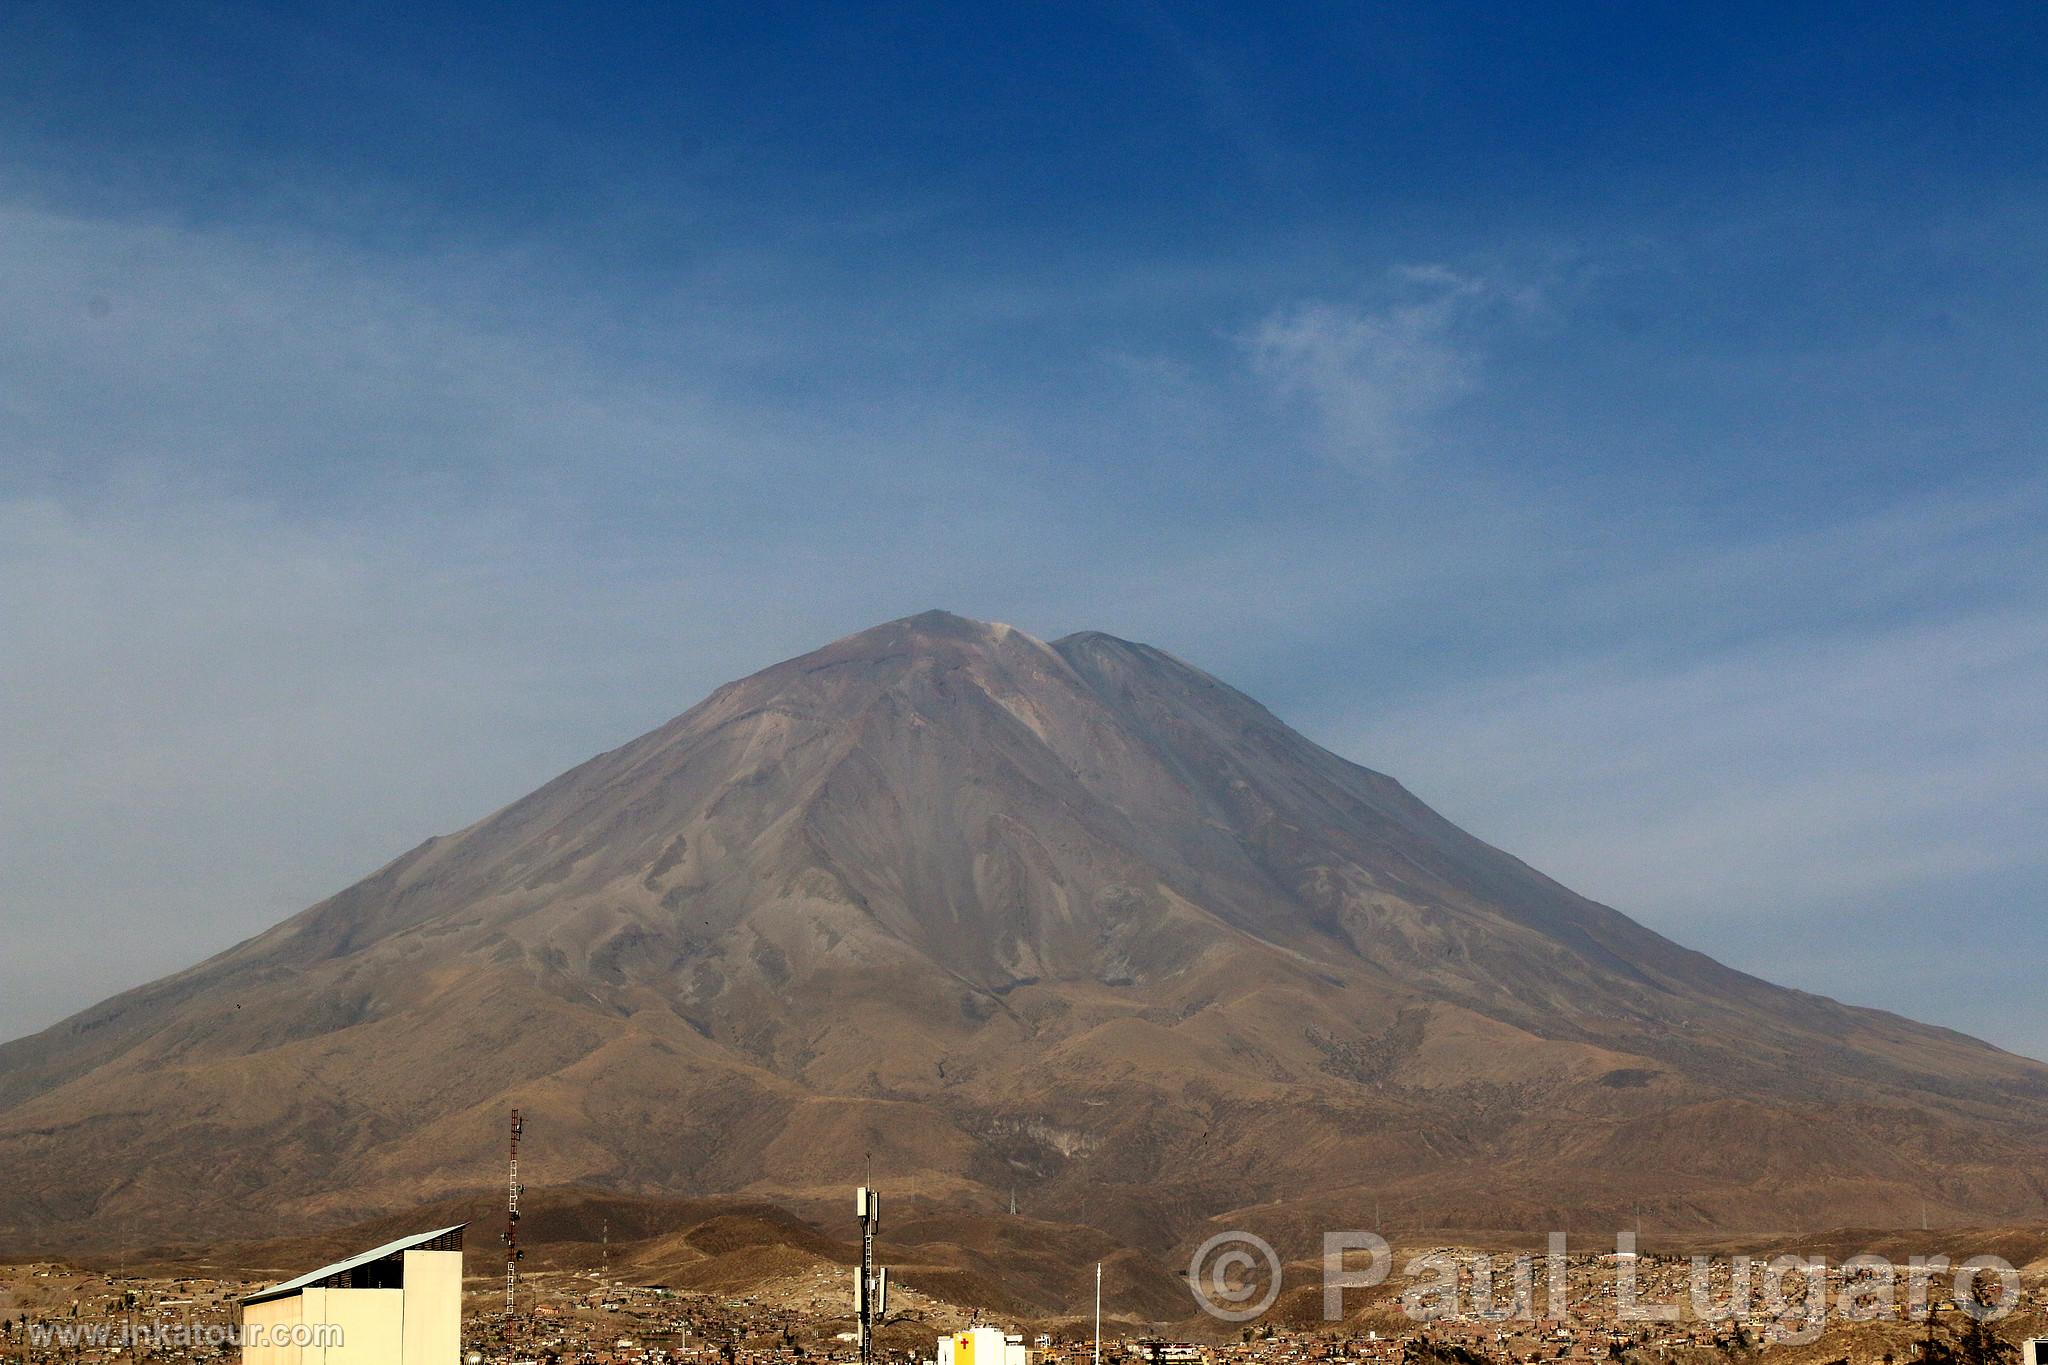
[2,2,2045,1056]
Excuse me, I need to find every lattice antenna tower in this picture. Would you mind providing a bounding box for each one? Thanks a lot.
[503,1109,526,1315]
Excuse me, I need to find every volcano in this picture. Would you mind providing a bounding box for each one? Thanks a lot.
[4,610,2045,1253]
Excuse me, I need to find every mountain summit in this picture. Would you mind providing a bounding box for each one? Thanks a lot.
[4,612,2046,1249]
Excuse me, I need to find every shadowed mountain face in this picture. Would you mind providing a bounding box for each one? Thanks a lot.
[4,611,2046,1253]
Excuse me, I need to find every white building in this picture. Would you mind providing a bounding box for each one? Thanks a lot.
[240,1224,465,1364]
[936,1326,1028,1365]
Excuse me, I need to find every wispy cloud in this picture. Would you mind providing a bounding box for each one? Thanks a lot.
[1246,267,1500,468]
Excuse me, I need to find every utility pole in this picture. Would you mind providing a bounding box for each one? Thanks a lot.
[1094,1261,1102,1365]
[503,1110,525,1316]
[855,1183,887,1365]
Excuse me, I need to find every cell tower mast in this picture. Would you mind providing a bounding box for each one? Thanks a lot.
[855,1183,888,1365]
[503,1109,525,1315]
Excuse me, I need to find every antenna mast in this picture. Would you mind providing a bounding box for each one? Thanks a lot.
[1094,1261,1102,1365]
[503,1109,525,1315]
[855,1182,888,1365]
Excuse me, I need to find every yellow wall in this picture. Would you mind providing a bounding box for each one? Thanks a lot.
[242,1293,304,1365]
[313,1286,404,1364]
[300,1289,330,1362]
[401,1249,463,1365]
[244,1248,460,1365]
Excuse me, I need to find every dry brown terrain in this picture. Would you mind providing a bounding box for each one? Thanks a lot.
[101,1187,1188,1325]
[15,1199,2048,1357]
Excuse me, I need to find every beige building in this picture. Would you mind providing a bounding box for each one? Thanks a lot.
[240,1224,465,1365]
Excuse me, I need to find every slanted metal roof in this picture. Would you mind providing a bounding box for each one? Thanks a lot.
[242,1224,466,1305]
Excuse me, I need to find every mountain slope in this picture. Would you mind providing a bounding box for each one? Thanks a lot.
[4,610,2045,1252]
